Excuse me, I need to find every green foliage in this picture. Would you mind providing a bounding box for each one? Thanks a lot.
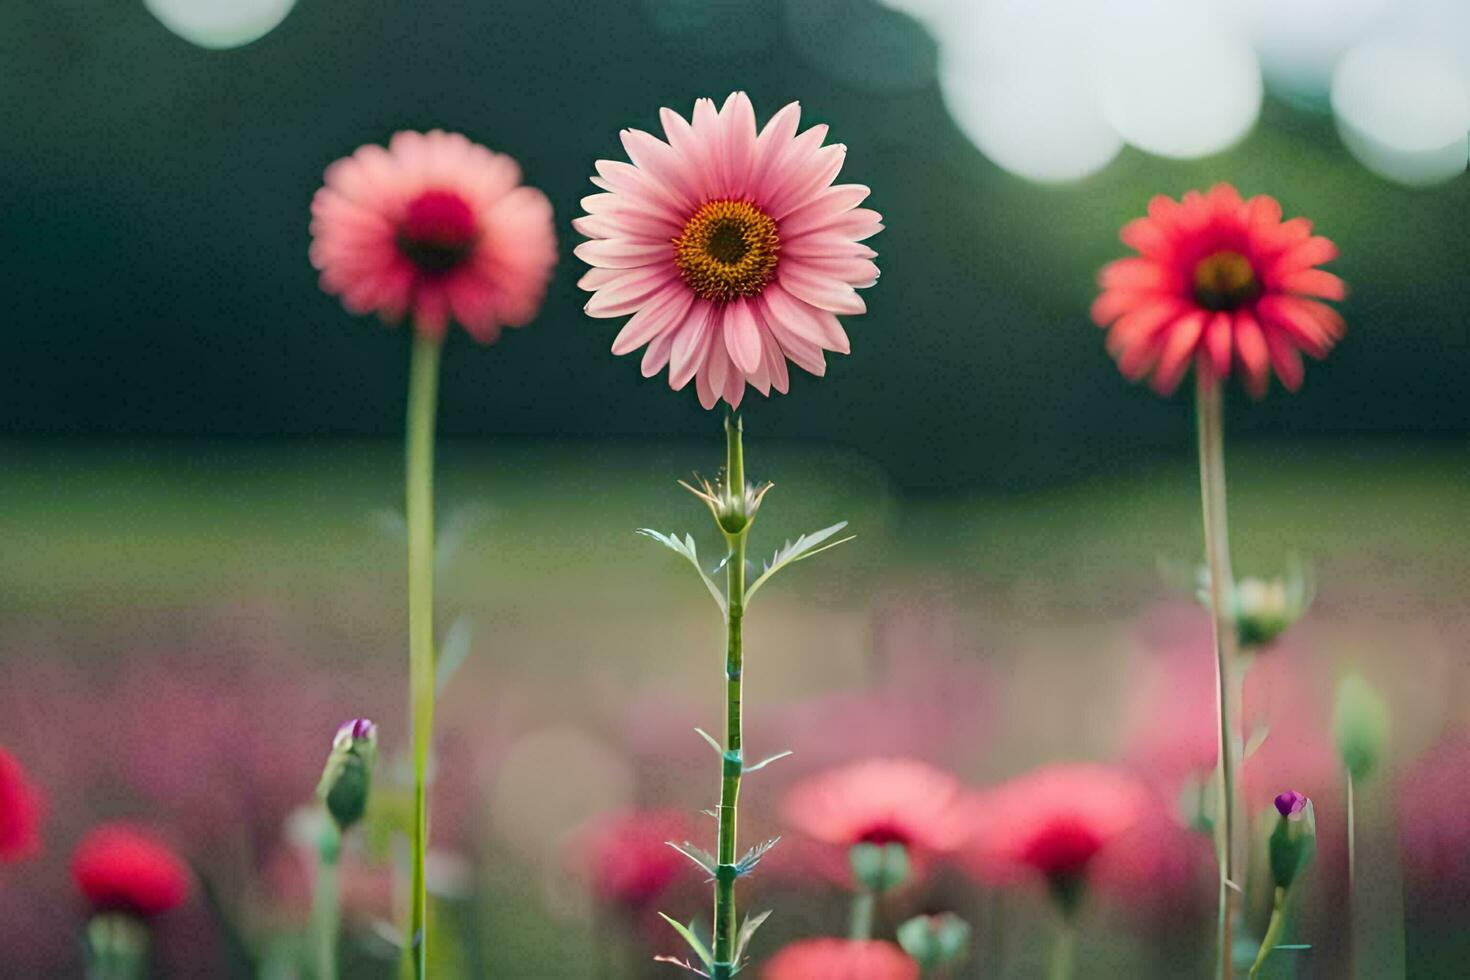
[658,913,713,971]
[745,522,855,603]
[636,529,727,614]
[1333,673,1390,781]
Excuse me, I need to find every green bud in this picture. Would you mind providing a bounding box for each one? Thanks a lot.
[317,718,378,831]
[1333,674,1389,781]
[1268,792,1316,890]
[849,841,909,894]
[897,912,970,970]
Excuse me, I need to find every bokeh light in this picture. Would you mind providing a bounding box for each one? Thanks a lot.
[1245,0,1393,111]
[937,0,1121,183]
[1094,0,1262,160]
[144,0,297,49]
[1332,39,1470,186]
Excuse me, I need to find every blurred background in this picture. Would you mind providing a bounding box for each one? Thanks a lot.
[1,0,1467,977]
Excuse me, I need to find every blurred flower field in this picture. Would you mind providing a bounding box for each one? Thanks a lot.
[1,438,1464,977]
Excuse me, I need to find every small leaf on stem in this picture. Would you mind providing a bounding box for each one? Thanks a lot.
[666,840,718,877]
[658,913,714,969]
[744,749,793,773]
[637,530,727,614]
[745,522,854,603]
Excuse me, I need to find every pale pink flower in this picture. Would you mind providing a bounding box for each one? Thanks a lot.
[575,92,882,408]
[310,130,557,342]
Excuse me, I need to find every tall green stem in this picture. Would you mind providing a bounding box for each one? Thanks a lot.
[1248,887,1289,979]
[406,333,442,979]
[311,824,342,980]
[848,891,876,941]
[712,414,747,980]
[1197,372,1243,979]
[1048,918,1076,980]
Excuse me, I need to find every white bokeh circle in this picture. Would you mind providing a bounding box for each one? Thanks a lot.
[144,0,298,50]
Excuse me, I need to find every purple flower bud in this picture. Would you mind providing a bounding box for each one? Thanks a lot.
[1274,790,1309,819]
[334,718,378,749]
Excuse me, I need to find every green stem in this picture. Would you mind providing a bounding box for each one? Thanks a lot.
[848,891,876,941]
[1048,918,1076,980]
[1248,887,1289,979]
[85,914,148,980]
[1346,769,1357,977]
[1197,372,1242,980]
[712,414,747,980]
[406,332,442,980]
[312,823,342,980]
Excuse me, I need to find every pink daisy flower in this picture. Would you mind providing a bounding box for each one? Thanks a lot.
[310,130,557,343]
[782,758,971,879]
[574,92,882,408]
[1092,183,1346,396]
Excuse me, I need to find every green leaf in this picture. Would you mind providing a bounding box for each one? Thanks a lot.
[658,913,713,969]
[1274,944,1312,950]
[745,522,854,603]
[666,840,718,878]
[735,837,780,876]
[694,728,723,755]
[733,909,774,964]
[652,955,710,977]
[743,749,793,773]
[435,616,474,696]
[637,530,726,614]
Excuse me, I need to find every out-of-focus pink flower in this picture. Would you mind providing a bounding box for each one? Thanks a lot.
[783,759,971,855]
[311,130,557,342]
[1091,804,1214,927]
[761,938,919,980]
[965,764,1147,904]
[1398,731,1470,902]
[575,92,882,408]
[71,824,190,918]
[1092,183,1344,396]
[0,747,44,862]
[576,808,693,909]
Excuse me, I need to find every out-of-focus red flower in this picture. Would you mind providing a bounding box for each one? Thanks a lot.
[1398,731,1470,902]
[1091,806,1215,926]
[71,824,190,918]
[783,758,971,856]
[0,747,44,862]
[1092,183,1345,396]
[761,938,919,980]
[576,808,693,909]
[965,763,1147,905]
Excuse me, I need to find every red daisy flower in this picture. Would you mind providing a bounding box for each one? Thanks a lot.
[575,808,692,909]
[71,824,191,918]
[761,938,919,980]
[964,764,1147,908]
[0,747,44,862]
[1092,183,1346,396]
[782,758,972,854]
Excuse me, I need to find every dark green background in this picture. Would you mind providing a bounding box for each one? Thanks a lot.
[3,0,1467,489]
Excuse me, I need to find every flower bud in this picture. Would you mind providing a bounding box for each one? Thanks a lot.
[317,718,378,832]
[1268,791,1316,890]
[849,841,909,894]
[896,912,970,970]
[1333,674,1389,782]
[1231,566,1311,649]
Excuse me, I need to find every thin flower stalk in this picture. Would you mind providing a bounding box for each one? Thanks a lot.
[406,332,441,977]
[1196,371,1243,979]
[310,823,342,980]
[712,413,748,979]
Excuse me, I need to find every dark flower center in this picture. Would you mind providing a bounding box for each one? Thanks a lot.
[674,199,780,302]
[856,823,912,847]
[398,189,479,274]
[1193,250,1259,311]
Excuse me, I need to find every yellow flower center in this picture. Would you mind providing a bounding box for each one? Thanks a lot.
[673,200,780,302]
[1193,250,1259,311]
